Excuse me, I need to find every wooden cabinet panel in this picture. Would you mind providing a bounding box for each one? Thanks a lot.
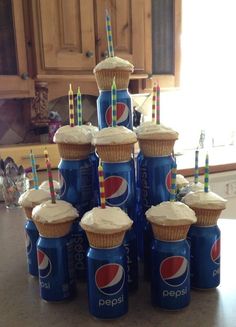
[96,0,151,72]
[32,0,96,73]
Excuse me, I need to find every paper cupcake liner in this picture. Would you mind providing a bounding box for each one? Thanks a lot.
[57,143,92,160]
[138,139,176,157]
[34,220,73,238]
[23,207,33,219]
[94,69,131,90]
[95,143,134,162]
[190,207,222,226]
[84,230,126,248]
[151,223,191,241]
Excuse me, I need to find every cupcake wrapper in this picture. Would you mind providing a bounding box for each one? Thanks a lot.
[95,143,134,162]
[190,207,222,226]
[138,139,176,157]
[94,69,131,90]
[34,220,73,238]
[84,230,126,248]
[57,143,91,160]
[151,223,191,241]
[24,207,33,219]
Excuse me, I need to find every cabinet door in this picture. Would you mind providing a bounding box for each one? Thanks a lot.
[0,0,34,99]
[96,0,151,73]
[32,0,96,73]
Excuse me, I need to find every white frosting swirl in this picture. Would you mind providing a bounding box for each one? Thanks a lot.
[136,122,179,140]
[182,190,227,210]
[18,189,51,208]
[80,207,133,233]
[32,200,79,223]
[53,125,93,144]
[176,174,189,189]
[145,201,197,226]
[189,182,206,192]
[93,56,134,72]
[39,180,60,192]
[93,126,137,145]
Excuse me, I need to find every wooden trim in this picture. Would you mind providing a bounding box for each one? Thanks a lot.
[178,163,236,178]
[144,0,152,74]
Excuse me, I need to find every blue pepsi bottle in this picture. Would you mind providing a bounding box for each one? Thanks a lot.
[87,244,128,319]
[151,239,191,310]
[25,219,39,277]
[135,151,144,258]
[123,229,139,291]
[37,233,76,301]
[97,89,133,130]
[58,158,93,215]
[188,225,221,289]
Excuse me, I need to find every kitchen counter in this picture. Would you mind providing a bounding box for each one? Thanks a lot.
[0,204,235,327]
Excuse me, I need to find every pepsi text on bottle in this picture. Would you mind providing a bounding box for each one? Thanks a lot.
[187,225,221,289]
[87,245,128,319]
[151,239,191,310]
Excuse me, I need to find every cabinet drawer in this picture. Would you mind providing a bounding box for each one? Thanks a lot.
[0,144,60,170]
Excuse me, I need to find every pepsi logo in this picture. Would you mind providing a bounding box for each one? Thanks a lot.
[104,176,129,206]
[165,169,172,193]
[105,102,129,126]
[160,256,188,287]
[95,263,125,296]
[211,238,220,265]
[25,232,32,255]
[37,250,52,278]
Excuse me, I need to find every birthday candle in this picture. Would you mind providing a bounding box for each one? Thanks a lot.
[68,84,74,127]
[204,153,209,193]
[170,161,177,202]
[112,77,117,127]
[156,84,160,124]
[194,149,199,184]
[152,83,157,123]
[77,87,82,126]
[105,10,114,57]
[98,162,106,209]
[44,148,56,204]
[30,150,39,190]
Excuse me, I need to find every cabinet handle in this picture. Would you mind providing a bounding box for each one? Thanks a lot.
[85,51,94,58]
[21,72,29,80]
[101,50,108,58]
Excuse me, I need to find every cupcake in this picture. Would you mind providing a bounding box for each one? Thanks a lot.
[93,126,137,162]
[18,188,51,219]
[39,180,60,194]
[182,190,227,226]
[176,174,189,191]
[80,207,133,248]
[93,56,134,90]
[136,121,179,157]
[53,125,93,159]
[145,201,197,241]
[32,199,79,237]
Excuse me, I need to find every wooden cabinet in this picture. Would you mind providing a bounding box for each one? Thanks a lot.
[0,0,34,99]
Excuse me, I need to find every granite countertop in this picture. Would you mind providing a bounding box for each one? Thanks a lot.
[0,204,235,327]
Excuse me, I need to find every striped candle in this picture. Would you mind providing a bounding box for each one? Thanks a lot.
[170,161,177,202]
[105,10,114,57]
[194,149,199,184]
[77,86,82,126]
[156,84,160,124]
[112,77,117,127]
[30,149,39,190]
[98,162,106,209]
[204,153,209,193]
[68,83,74,127]
[152,83,157,123]
[44,148,56,204]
